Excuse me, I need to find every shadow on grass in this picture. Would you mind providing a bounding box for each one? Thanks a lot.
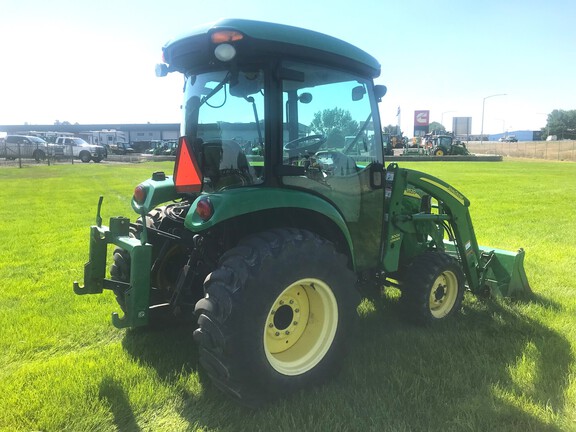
[344,291,573,431]
[114,320,248,429]
[462,295,571,413]
[99,378,141,432]
[121,320,200,380]
[102,292,572,432]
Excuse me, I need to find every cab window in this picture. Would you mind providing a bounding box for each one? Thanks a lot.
[181,69,265,192]
[279,61,384,267]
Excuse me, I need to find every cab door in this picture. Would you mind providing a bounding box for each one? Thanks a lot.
[278,61,385,271]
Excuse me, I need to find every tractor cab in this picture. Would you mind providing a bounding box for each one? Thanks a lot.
[426,133,470,156]
[157,19,389,268]
[158,19,387,210]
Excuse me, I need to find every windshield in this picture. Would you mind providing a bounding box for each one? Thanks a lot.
[281,62,381,168]
[438,137,452,146]
[181,69,265,192]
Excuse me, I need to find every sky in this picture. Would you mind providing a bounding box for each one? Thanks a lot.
[1,0,575,135]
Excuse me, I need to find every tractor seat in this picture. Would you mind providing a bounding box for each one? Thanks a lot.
[202,140,254,191]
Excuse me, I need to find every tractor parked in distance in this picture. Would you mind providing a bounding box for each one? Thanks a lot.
[74,19,530,406]
[424,133,471,156]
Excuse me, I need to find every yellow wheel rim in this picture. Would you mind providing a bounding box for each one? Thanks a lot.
[264,278,338,376]
[436,149,444,156]
[429,270,458,318]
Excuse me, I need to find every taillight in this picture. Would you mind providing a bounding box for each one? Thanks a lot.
[195,197,213,221]
[133,185,147,204]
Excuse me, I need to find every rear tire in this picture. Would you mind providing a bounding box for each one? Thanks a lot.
[193,228,359,406]
[399,251,465,325]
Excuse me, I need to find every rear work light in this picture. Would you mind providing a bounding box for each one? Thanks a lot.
[214,43,236,62]
[211,30,243,62]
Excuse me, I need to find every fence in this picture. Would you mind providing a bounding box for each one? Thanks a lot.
[2,141,575,167]
[466,140,576,162]
[0,153,166,167]
[0,153,81,167]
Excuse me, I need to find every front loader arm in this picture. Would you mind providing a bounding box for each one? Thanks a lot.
[382,163,530,297]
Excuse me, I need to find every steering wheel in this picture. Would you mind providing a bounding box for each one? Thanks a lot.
[284,134,326,157]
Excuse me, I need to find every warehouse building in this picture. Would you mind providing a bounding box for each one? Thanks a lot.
[0,123,180,151]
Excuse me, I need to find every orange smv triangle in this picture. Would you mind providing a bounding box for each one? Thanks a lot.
[174,137,202,193]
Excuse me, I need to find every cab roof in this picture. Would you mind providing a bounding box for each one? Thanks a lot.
[162,18,381,78]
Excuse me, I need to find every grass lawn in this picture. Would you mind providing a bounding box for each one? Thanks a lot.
[0,159,575,431]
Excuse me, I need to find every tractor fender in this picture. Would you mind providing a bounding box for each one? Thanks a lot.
[185,187,356,267]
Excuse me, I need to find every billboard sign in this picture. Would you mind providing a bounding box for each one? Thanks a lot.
[452,117,472,136]
[414,110,430,136]
[414,110,430,126]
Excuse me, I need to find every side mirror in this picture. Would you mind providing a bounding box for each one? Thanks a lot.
[298,92,313,104]
[155,63,169,77]
[374,85,387,102]
[352,85,366,101]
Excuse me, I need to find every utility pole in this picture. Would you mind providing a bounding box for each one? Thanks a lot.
[480,94,507,146]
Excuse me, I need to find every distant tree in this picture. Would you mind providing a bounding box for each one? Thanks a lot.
[542,109,576,139]
[428,121,446,134]
[383,124,401,135]
[310,108,358,137]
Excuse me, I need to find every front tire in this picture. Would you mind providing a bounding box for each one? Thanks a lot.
[194,229,359,405]
[399,251,465,325]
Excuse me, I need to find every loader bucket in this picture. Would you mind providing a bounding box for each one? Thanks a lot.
[479,247,531,298]
[443,241,531,298]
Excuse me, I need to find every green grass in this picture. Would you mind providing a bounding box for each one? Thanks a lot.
[0,160,575,432]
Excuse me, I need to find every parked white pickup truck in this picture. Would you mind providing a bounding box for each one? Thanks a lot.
[54,137,107,163]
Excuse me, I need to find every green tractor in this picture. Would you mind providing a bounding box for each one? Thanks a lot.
[74,19,530,405]
[425,133,471,156]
